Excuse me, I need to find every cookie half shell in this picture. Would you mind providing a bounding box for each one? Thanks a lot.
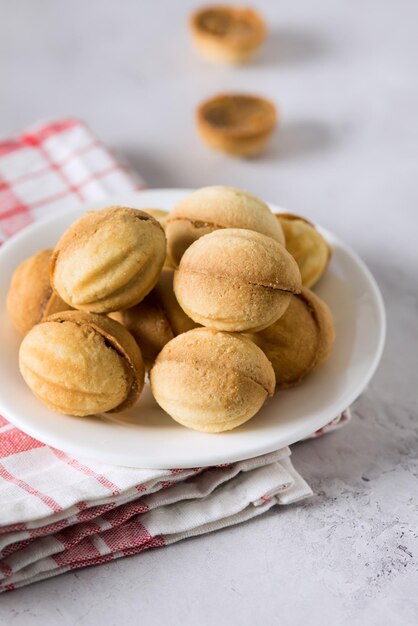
[196,94,277,157]
[190,6,267,64]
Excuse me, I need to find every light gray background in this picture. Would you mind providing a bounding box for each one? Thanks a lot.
[1,0,417,624]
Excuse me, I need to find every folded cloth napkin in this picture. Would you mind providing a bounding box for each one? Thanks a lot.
[0,119,350,592]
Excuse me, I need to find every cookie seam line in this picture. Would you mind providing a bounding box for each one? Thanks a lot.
[176,267,300,293]
[153,359,272,395]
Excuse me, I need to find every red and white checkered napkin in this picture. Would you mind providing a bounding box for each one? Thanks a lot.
[0,119,350,592]
[0,118,144,243]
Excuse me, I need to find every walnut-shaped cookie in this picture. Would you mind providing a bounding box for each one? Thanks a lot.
[51,207,166,313]
[174,228,301,332]
[249,288,335,388]
[166,186,284,267]
[278,213,331,288]
[19,311,145,416]
[150,328,275,432]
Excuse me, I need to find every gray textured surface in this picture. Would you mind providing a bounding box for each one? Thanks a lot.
[1,0,417,624]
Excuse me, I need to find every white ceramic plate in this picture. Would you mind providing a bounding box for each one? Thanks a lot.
[0,189,386,468]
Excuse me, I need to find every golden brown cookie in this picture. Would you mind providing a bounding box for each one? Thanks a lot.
[7,249,70,335]
[278,213,331,288]
[150,328,275,432]
[196,93,277,157]
[51,207,166,313]
[166,186,284,267]
[19,311,145,416]
[174,228,301,332]
[249,288,335,388]
[110,269,197,368]
[190,6,267,64]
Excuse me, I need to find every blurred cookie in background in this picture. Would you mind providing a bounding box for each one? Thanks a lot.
[190,5,267,64]
[197,93,277,157]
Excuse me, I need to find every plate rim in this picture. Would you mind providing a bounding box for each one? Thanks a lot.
[0,189,386,468]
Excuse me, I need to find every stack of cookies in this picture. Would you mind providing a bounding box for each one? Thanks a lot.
[8,186,335,433]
